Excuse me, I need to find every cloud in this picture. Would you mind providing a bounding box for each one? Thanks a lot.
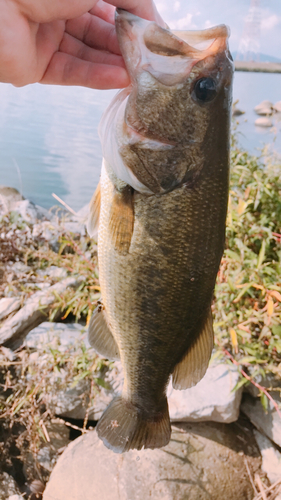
[261,14,280,32]
[169,13,197,30]
[174,1,181,13]
[204,20,212,29]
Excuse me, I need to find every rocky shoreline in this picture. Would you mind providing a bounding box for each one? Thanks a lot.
[0,185,281,500]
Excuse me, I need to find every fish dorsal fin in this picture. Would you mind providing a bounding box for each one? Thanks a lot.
[172,307,214,390]
[87,182,101,239]
[109,186,134,254]
[88,303,120,361]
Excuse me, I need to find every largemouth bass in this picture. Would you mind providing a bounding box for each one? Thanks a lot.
[87,9,234,453]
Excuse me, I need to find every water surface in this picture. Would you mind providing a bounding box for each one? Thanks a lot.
[0,72,280,210]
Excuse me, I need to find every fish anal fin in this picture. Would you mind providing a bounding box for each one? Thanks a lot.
[88,303,120,361]
[96,396,171,453]
[109,186,134,254]
[172,307,214,390]
[87,182,101,239]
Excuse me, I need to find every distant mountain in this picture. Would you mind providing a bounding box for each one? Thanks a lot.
[232,51,281,63]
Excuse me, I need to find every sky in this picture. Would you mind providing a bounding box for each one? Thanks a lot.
[155,0,281,59]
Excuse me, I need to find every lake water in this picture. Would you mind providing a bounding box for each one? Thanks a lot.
[0,71,281,211]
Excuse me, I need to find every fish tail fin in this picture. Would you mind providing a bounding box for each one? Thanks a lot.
[96,396,171,453]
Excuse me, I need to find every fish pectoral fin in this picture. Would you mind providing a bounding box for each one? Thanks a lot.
[88,303,120,361]
[87,182,101,239]
[172,307,214,390]
[109,186,134,254]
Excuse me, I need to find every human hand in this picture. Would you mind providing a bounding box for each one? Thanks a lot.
[0,0,164,89]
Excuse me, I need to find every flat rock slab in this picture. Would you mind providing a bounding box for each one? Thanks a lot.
[43,421,259,500]
[168,362,242,423]
[242,394,281,448]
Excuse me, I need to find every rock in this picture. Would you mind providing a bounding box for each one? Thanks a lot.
[273,101,281,113]
[0,473,22,500]
[48,359,242,423]
[47,360,123,421]
[233,107,245,116]
[245,371,281,399]
[168,362,242,423]
[255,117,273,127]
[0,277,84,348]
[43,421,260,500]
[61,222,86,237]
[32,221,61,252]
[254,100,273,115]
[242,393,281,448]
[25,321,89,350]
[12,199,51,224]
[36,266,68,280]
[23,420,70,477]
[0,297,21,321]
[0,186,24,214]
[253,430,281,484]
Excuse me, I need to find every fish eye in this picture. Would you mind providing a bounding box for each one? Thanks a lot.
[193,77,217,102]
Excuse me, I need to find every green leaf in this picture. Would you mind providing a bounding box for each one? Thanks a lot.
[272,325,281,337]
[232,376,249,392]
[257,240,266,269]
[260,392,268,411]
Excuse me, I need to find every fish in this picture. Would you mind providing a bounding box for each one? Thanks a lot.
[87,8,234,453]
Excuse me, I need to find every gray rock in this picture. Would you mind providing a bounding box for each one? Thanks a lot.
[273,101,281,113]
[233,107,245,116]
[168,362,242,423]
[48,359,242,423]
[61,222,86,237]
[0,297,21,321]
[254,100,273,115]
[25,321,89,350]
[0,277,84,347]
[0,473,22,500]
[12,199,51,223]
[36,266,68,280]
[43,422,259,500]
[0,186,24,214]
[245,371,280,398]
[242,393,281,448]
[255,117,273,127]
[23,420,70,477]
[32,221,60,251]
[253,430,281,484]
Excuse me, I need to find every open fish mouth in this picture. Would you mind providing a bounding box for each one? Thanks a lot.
[115,8,231,86]
[98,10,233,195]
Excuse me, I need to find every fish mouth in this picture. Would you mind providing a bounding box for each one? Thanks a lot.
[115,9,231,86]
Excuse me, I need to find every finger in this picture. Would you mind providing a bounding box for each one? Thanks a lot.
[41,51,130,89]
[60,32,125,67]
[16,0,98,23]
[66,13,120,55]
[103,0,165,27]
[89,0,115,25]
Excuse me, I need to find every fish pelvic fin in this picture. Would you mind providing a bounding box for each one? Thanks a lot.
[96,396,171,453]
[87,182,101,239]
[88,303,120,361]
[109,186,134,254]
[172,307,214,390]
